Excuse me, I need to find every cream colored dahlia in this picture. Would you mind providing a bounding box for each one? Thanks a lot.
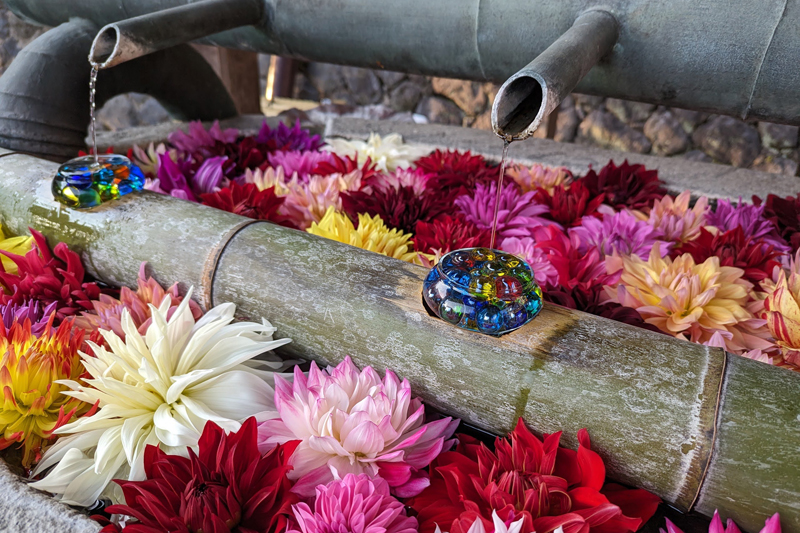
[30,291,290,506]
[324,133,429,173]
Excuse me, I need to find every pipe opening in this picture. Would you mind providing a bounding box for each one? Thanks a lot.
[494,75,543,138]
[89,26,119,67]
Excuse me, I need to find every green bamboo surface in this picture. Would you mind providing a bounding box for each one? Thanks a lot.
[0,150,797,533]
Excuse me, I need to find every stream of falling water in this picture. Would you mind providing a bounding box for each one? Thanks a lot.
[89,65,99,164]
[489,139,511,250]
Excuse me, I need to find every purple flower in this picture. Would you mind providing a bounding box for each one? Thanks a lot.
[708,198,791,254]
[499,237,559,287]
[454,182,558,240]
[570,210,670,259]
[156,152,197,201]
[257,120,323,152]
[267,150,334,182]
[1,300,57,337]
[168,120,238,154]
[192,155,229,194]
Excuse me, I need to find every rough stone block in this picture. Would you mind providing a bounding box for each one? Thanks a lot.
[692,116,761,167]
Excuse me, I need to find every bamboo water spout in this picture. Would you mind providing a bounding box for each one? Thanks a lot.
[0,150,797,533]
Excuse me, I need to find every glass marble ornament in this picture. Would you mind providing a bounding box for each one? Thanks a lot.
[423,247,543,335]
[52,154,145,209]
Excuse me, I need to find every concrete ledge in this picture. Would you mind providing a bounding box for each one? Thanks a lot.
[326,118,800,201]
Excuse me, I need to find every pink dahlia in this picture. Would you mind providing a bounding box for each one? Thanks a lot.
[268,150,336,182]
[647,192,709,243]
[257,120,324,152]
[506,163,572,194]
[168,120,238,155]
[454,182,557,240]
[662,510,781,533]
[258,356,458,498]
[570,210,669,259]
[530,226,613,291]
[366,167,431,196]
[74,263,202,339]
[498,237,559,287]
[287,474,418,533]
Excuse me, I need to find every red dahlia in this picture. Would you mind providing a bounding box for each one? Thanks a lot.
[753,193,800,252]
[0,229,104,324]
[408,419,660,533]
[672,227,782,284]
[200,182,294,228]
[314,153,380,181]
[341,186,449,235]
[414,214,492,255]
[100,418,300,533]
[534,181,605,227]
[579,161,666,212]
[416,149,499,199]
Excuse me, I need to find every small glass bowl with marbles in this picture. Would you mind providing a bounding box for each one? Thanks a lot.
[52,154,145,209]
[422,247,543,336]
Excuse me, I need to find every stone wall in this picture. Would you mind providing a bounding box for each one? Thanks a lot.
[296,64,799,177]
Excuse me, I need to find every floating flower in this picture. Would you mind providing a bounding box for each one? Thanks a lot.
[268,150,335,182]
[673,227,782,285]
[258,120,324,152]
[31,293,290,506]
[455,182,556,240]
[287,474,418,533]
[580,160,666,211]
[506,163,572,194]
[242,166,292,196]
[74,263,202,340]
[325,133,429,173]
[0,224,32,275]
[647,192,709,243]
[435,511,529,533]
[370,167,431,196]
[201,182,293,227]
[168,120,238,155]
[498,237,559,288]
[753,193,800,253]
[417,150,497,199]
[706,199,790,254]
[571,210,668,259]
[100,418,299,533]
[127,142,170,178]
[607,244,763,352]
[0,317,94,469]
[258,357,458,498]
[534,181,605,227]
[0,229,103,325]
[408,419,660,533]
[154,152,198,201]
[283,171,363,229]
[530,226,611,291]
[662,510,781,533]
[314,152,380,182]
[342,186,448,235]
[764,268,800,369]
[192,155,230,195]
[1,300,58,338]
[415,214,491,257]
[307,207,426,264]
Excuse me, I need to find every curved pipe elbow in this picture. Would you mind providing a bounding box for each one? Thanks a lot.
[491,10,619,141]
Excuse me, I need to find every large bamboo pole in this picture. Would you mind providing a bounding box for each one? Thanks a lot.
[0,150,798,533]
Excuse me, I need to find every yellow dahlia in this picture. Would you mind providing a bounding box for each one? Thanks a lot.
[647,191,708,243]
[0,317,92,468]
[0,224,32,275]
[506,163,572,194]
[308,207,428,264]
[607,243,760,352]
[764,268,800,370]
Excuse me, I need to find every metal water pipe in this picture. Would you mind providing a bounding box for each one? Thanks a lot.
[5,0,800,128]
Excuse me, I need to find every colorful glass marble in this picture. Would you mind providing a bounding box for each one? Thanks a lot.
[423,247,543,335]
[52,154,145,209]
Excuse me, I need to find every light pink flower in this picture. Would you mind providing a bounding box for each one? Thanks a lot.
[258,357,458,498]
[499,237,559,287]
[647,191,709,243]
[372,167,431,196]
[282,171,363,229]
[662,510,780,533]
[506,163,572,194]
[287,474,418,533]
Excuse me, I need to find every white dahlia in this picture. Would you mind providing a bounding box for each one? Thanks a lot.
[324,133,430,173]
[30,290,290,506]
